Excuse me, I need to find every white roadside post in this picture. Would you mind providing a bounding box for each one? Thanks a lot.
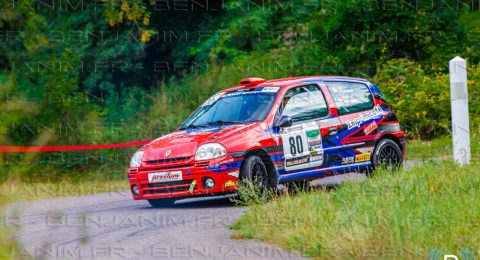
[449,56,471,165]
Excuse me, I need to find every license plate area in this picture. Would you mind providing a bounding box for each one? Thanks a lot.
[148,171,183,183]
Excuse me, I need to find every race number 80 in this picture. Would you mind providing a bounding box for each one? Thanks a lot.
[289,135,304,155]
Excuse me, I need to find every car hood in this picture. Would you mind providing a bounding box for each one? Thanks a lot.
[141,123,258,161]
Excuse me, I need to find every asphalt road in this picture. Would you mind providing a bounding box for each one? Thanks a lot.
[6,172,371,260]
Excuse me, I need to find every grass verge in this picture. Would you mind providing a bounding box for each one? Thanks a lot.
[405,136,452,161]
[405,134,480,161]
[230,161,480,258]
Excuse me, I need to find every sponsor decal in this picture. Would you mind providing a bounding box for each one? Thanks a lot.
[342,156,355,164]
[170,137,193,143]
[219,158,234,164]
[224,181,236,187]
[306,129,322,147]
[364,121,378,135]
[355,153,371,162]
[346,105,383,130]
[261,87,280,92]
[286,155,309,167]
[202,92,224,106]
[224,89,276,97]
[228,171,239,178]
[309,147,318,156]
[148,171,182,183]
[310,155,323,162]
[306,129,320,138]
[212,158,234,167]
[188,179,197,194]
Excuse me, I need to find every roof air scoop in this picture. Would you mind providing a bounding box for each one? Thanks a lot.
[239,77,266,87]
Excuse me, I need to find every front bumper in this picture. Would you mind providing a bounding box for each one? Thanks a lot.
[127,156,241,200]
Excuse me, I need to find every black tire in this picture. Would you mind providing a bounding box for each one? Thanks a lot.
[239,155,271,194]
[147,198,176,208]
[372,138,403,169]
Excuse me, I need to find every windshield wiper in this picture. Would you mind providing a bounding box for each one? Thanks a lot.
[207,120,240,126]
[180,123,208,130]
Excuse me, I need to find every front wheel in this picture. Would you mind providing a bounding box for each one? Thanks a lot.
[148,198,176,208]
[372,138,403,169]
[238,155,272,200]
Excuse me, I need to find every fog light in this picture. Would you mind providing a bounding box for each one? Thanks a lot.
[131,185,140,196]
[204,178,215,189]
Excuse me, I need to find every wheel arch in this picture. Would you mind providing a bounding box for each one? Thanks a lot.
[241,148,278,187]
[377,133,403,152]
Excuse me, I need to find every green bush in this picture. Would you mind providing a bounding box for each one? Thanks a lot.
[375,59,480,139]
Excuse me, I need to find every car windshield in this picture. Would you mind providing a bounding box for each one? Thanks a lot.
[179,88,278,129]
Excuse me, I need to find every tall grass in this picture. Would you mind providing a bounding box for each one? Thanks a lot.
[405,134,480,162]
[230,161,480,258]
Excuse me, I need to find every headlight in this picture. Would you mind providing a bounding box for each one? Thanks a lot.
[195,143,227,160]
[130,151,144,167]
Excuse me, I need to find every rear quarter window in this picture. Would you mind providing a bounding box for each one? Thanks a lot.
[326,82,374,115]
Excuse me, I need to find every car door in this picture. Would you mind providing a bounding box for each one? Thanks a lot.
[324,81,383,165]
[277,84,343,173]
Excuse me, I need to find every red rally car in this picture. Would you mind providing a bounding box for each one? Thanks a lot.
[127,76,405,207]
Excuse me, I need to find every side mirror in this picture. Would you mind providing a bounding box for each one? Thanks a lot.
[274,115,292,128]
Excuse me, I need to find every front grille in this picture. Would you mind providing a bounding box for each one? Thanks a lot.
[147,164,195,171]
[141,156,210,172]
[146,156,191,165]
[144,156,194,171]
[141,180,193,195]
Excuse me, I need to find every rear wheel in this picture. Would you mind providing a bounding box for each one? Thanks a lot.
[372,138,403,169]
[147,198,176,208]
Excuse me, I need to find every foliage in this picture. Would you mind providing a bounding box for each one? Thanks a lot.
[374,59,480,138]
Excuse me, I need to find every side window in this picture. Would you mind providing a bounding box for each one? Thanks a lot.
[326,82,374,115]
[279,85,328,122]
